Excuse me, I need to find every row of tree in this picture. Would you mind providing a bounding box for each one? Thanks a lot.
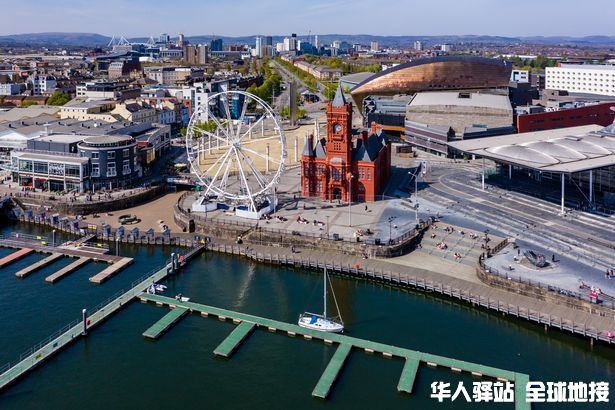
[276,58,319,92]
[303,55,381,74]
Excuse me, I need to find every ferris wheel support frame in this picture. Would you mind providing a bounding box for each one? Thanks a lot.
[185,90,286,216]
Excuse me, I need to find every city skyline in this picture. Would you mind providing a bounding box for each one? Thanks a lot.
[1,0,614,38]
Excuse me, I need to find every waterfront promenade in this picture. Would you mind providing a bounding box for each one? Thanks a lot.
[208,241,615,345]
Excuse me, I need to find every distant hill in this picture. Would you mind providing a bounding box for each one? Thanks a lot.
[0,32,110,46]
[1,32,615,48]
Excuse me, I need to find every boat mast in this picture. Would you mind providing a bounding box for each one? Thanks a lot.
[323,267,327,318]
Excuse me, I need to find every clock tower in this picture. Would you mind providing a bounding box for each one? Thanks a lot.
[325,87,353,165]
[300,85,390,203]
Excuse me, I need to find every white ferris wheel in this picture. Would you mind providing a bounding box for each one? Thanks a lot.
[185,90,287,213]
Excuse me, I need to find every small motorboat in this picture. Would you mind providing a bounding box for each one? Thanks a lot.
[174,294,190,302]
[153,284,167,293]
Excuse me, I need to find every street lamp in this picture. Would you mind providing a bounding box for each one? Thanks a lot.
[388,216,397,244]
[409,169,419,223]
[348,174,354,227]
[52,229,56,247]
[326,215,330,239]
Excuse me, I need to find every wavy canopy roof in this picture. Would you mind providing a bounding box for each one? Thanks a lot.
[449,124,615,173]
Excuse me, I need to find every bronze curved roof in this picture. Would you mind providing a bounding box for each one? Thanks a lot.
[350,56,512,107]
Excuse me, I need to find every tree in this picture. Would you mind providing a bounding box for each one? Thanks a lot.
[46,91,71,106]
[20,100,38,107]
[279,105,306,119]
[189,120,218,138]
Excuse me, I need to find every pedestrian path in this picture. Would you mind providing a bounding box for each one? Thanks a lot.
[209,241,615,344]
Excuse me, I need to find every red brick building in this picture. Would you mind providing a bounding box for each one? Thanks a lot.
[301,88,391,202]
[516,102,615,133]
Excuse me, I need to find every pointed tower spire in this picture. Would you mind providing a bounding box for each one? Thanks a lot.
[332,86,347,107]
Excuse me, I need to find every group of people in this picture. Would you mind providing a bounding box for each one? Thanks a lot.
[296,216,326,228]
[262,214,288,222]
[436,242,447,250]
[605,269,615,279]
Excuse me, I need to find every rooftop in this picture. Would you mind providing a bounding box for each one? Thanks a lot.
[449,124,615,173]
[340,72,374,85]
[409,91,512,111]
[63,100,115,109]
[12,150,89,164]
[81,135,134,146]
[0,106,60,123]
[556,64,615,71]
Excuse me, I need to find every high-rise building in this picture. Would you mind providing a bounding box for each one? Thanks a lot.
[370,41,378,52]
[440,44,452,52]
[210,38,223,52]
[283,37,290,51]
[177,33,185,47]
[184,44,197,64]
[413,40,423,51]
[265,36,273,47]
[255,36,263,58]
[197,44,209,64]
[159,33,170,44]
[289,33,297,51]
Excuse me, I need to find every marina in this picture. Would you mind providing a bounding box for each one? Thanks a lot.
[0,245,204,391]
[0,234,134,284]
[0,227,614,409]
[139,293,530,408]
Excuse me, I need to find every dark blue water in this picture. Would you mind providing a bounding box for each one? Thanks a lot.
[0,222,613,409]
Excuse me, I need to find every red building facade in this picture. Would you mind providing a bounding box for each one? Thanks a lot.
[516,102,615,133]
[301,88,391,202]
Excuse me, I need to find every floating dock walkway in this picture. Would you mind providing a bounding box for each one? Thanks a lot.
[139,293,530,409]
[45,257,91,283]
[15,253,63,278]
[143,306,189,339]
[89,257,133,284]
[213,322,256,358]
[0,248,34,268]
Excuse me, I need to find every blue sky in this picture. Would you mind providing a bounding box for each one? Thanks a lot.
[2,0,613,37]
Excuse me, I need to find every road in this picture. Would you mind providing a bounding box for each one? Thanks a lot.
[416,161,615,272]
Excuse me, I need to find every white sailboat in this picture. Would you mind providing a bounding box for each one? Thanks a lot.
[298,267,344,333]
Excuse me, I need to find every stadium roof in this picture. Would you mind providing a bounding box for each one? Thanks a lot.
[448,124,615,173]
